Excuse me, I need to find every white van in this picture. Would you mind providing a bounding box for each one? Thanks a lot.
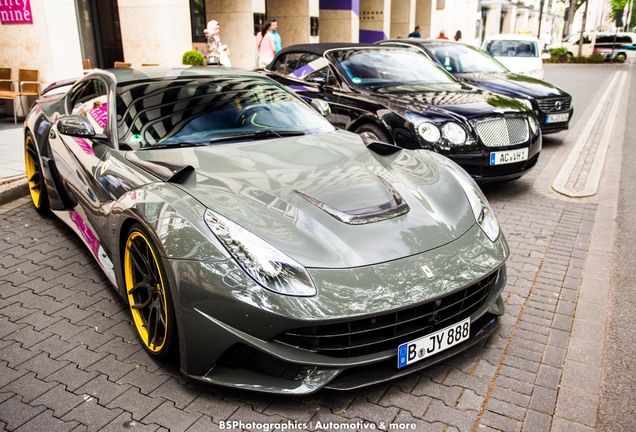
[561,32,636,62]
[482,34,544,80]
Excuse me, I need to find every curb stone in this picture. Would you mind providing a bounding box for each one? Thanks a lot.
[0,176,28,205]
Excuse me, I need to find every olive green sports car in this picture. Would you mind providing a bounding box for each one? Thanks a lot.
[24,66,508,394]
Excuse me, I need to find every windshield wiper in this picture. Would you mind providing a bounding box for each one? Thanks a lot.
[139,141,209,150]
[209,130,304,144]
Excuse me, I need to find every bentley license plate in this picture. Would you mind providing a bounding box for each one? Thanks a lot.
[547,113,569,123]
[397,317,470,369]
[489,148,529,166]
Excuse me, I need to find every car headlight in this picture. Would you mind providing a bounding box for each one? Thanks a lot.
[446,165,500,242]
[441,122,467,145]
[528,114,539,135]
[204,209,316,296]
[417,122,441,142]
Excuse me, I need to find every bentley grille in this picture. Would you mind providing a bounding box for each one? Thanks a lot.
[472,116,530,147]
[274,270,500,358]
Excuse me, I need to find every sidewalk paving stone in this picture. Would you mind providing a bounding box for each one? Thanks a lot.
[61,397,123,432]
[14,409,80,432]
[0,394,46,431]
[31,383,86,417]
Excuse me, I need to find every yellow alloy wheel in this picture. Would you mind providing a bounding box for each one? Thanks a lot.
[124,229,170,354]
[24,134,45,210]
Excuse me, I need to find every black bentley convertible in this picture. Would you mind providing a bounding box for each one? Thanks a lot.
[263,43,542,183]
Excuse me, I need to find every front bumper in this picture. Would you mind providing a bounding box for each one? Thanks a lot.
[539,109,573,134]
[169,224,509,394]
[447,133,542,183]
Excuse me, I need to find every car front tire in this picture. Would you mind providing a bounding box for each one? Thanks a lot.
[124,223,177,359]
[355,123,391,143]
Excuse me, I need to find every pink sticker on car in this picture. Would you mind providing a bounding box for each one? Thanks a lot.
[71,137,95,156]
[89,102,108,129]
[69,210,100,258]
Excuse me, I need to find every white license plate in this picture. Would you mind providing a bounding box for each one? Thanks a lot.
[546,113,569,123]
[489,148,529,166]
[397,317,470,369]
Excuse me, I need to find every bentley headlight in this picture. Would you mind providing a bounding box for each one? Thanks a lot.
[441,122,467,145]
[448,167,500,242]
[204,209,316,296]
[417,122,441,142]
[528,114,539,136]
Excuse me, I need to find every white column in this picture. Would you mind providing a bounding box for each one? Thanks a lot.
[360,0,391,42]
[207,0,260,70]
[484,4,502,37]
[319,1,359,43]
[414,0,436,38]
[118,0,192,68]
[266,0,317,47]
[390,0,415,38]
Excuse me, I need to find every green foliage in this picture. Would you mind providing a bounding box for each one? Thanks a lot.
[610,0,628,23]
[610,0,636,28]
[546,49,607,64]
[547,47,569,63]
[182,50,205,66]
[589,53,609,63]
[570,54,606,63]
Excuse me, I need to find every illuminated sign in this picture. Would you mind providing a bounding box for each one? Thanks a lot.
[0,0,33,24]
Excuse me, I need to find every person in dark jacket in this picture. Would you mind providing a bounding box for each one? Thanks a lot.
[408,26,421,38]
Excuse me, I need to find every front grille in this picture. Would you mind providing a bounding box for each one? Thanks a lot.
[274,270,499,358]
[537,97,572,113]
[472,116,529,147]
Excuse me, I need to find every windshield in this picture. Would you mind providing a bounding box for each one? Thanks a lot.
[116,76,334,148]
[427,44,509,74]
[483,39,540,58]
[329,49,456,89]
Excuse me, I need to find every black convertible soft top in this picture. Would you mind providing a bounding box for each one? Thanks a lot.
[274,42,378,57]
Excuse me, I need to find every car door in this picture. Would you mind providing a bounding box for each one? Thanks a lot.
[49,77,113,212]
[267,51,349,127]
[323,49,400,134]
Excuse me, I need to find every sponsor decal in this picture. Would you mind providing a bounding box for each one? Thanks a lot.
[71,137,95,156]
[88,102,108,130]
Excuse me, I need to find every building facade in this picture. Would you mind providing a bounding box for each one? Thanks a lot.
[1,0,577,93]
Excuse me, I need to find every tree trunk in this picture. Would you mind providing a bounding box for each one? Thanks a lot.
[577,0,589,57]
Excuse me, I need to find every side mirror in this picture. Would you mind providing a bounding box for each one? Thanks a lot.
[57,115,97,137]
[311,99,331,117]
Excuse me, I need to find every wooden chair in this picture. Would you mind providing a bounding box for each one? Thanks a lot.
[114,61,131,68]
[0,68,40,124]
[0,67,16,122]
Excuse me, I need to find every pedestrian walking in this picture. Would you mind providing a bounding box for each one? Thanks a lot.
[437,30,449,40]
[271,19,282,54]
[204,20,231,66]
[454,30,462,42]
[408,25,421,38]
[256,20,276,68]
